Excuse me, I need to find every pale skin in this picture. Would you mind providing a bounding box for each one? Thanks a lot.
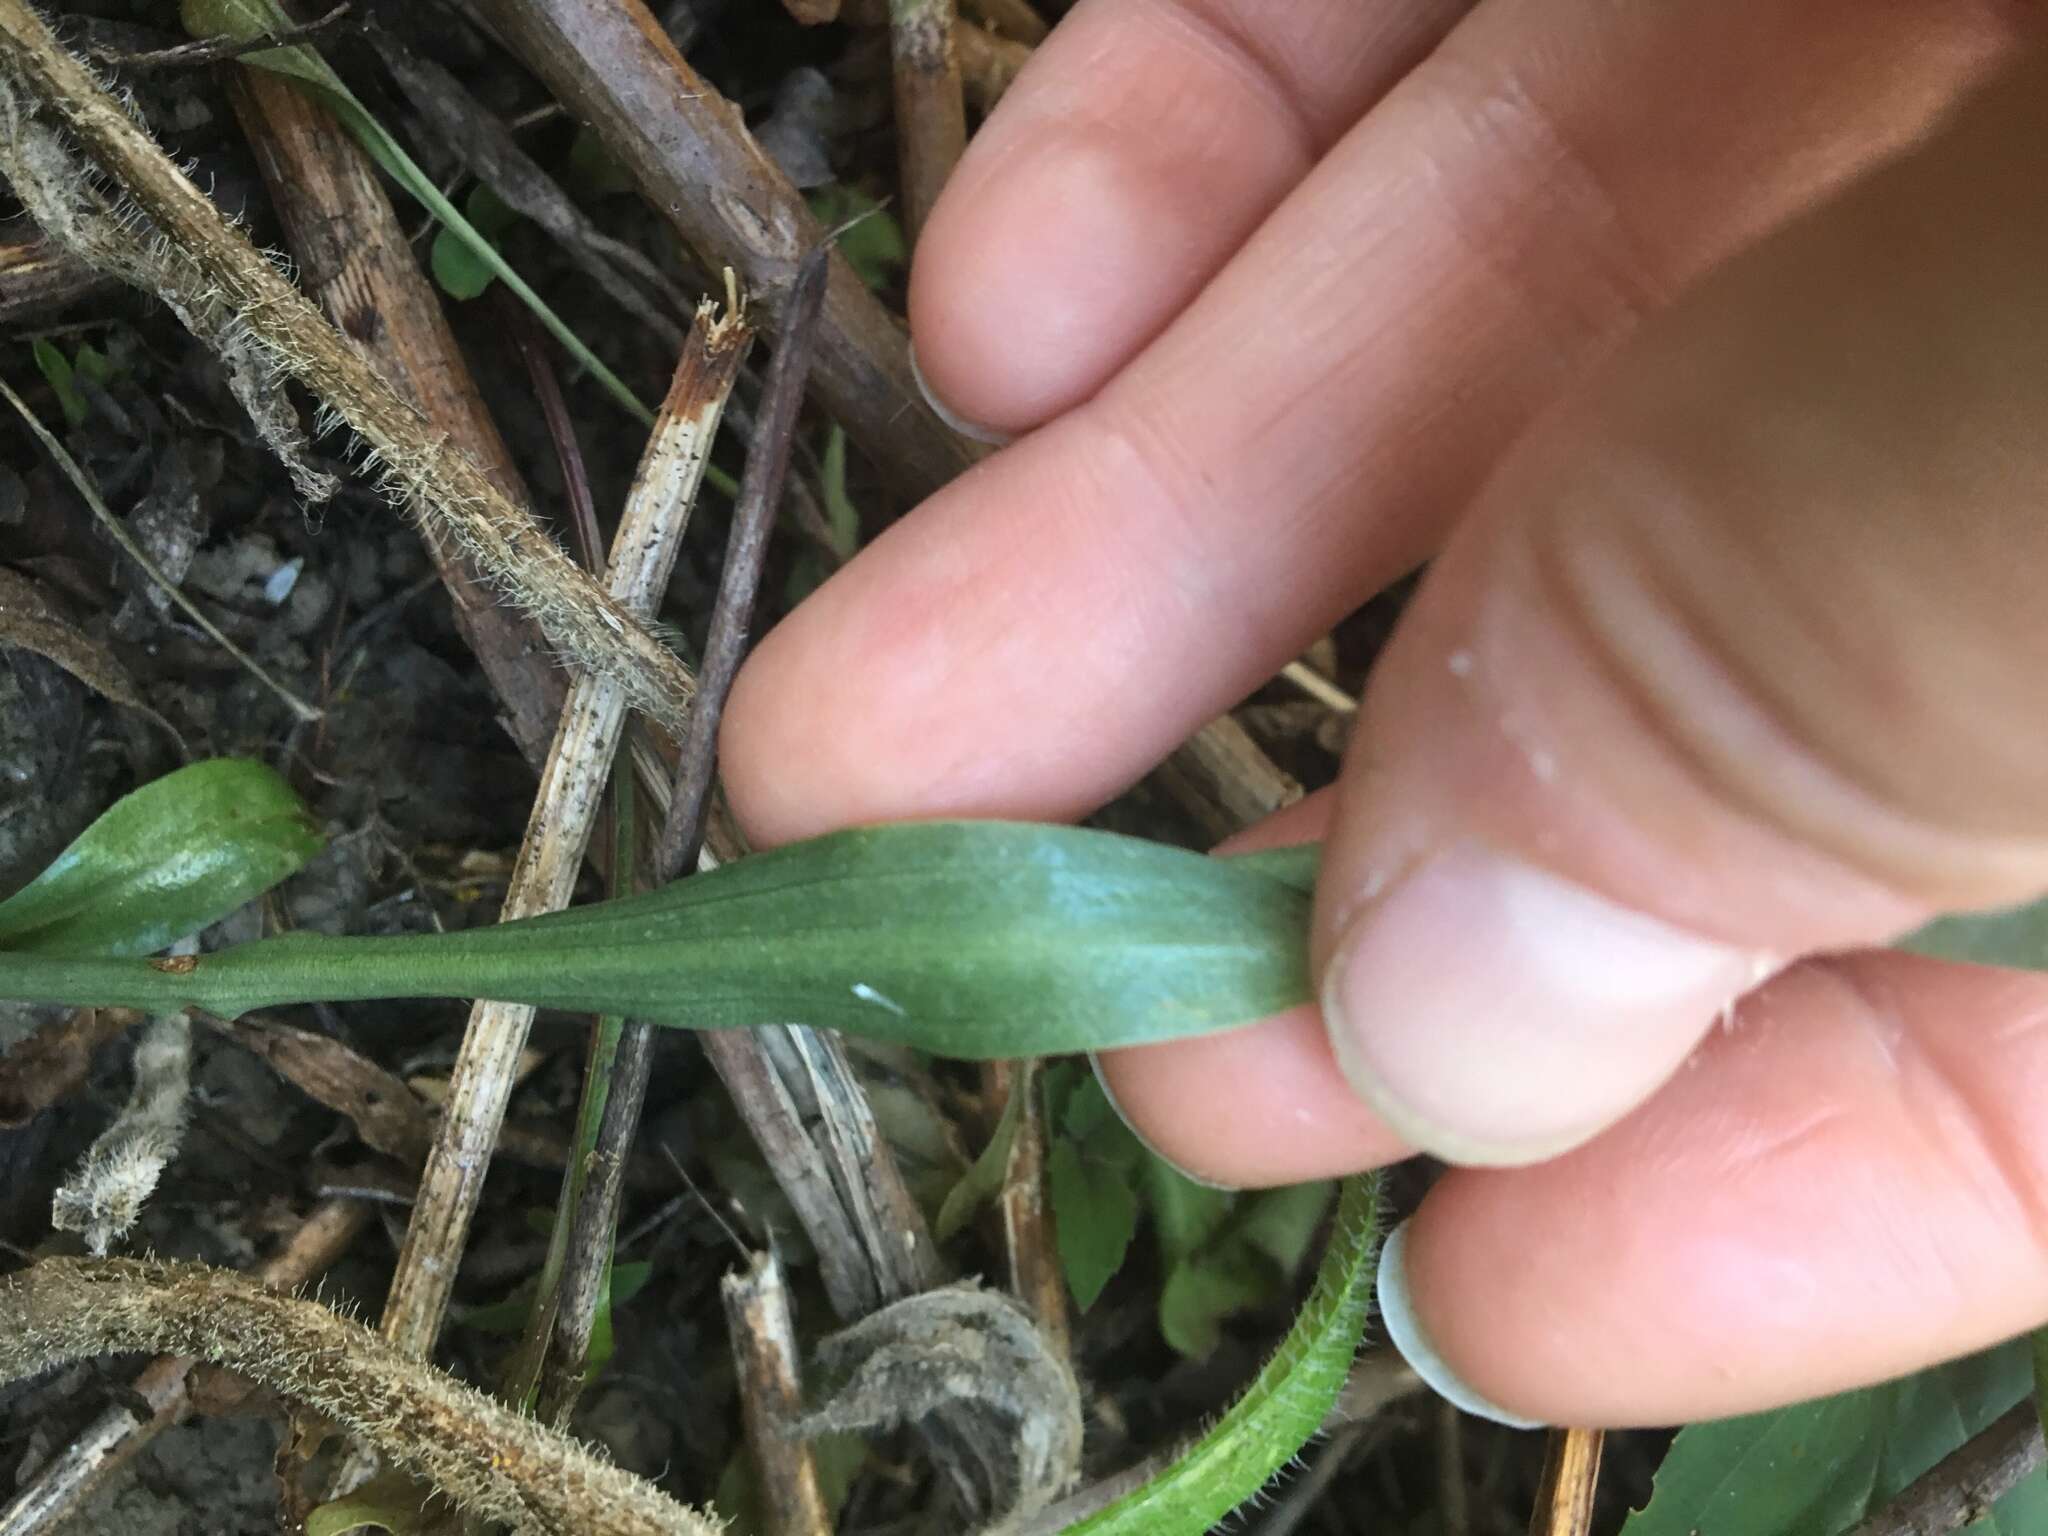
[723,3,2048,1427]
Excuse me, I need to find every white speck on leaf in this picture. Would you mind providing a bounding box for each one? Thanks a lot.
[851,983,907,1017]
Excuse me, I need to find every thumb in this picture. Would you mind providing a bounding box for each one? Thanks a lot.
[1316,54,2048,1168]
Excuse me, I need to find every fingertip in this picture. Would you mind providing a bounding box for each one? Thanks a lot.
[909,118,1195,433]
[1094,1005,1411,1188]
[1377,1219,1548,1429]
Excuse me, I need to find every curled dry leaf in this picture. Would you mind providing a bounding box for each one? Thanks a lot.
[797,1283,1082,1527]
[203,1012,432,1164]
[0,567,180,745]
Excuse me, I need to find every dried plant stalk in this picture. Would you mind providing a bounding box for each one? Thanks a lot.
[0,1199,368,1536]
[1158,715,1304,843]
[0,1258,720,1536]
[379,308,750,1362]
[470,0,975,499]
[722,1254,831,1536]
[954,19,1030,113]
[227,60,570,768]
[0,0,695,727]
[891,0,968,241]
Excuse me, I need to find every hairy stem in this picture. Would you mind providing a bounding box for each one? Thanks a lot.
[0,1259,720,1536]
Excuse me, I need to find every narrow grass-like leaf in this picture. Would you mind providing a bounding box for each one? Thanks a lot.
[0,823,1312,1059]
[0,759,323,957]
[1063,1174,1382,1535]
[181,0,656,426]
[1898,898,2048,970]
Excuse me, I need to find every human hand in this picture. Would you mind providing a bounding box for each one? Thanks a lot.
[722,3,2045,1429]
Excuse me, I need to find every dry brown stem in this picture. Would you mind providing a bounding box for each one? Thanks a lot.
[469,0,975,498]
[1158,714,1303,843]
[891,0,968,242]
[954,19,1030,113]
[379,308,750,1363]
[0,215,112,321]
[1845,1404,2046,1536]
[1527,1427,1603,1536]
[982,1059,1069,1360]
[722,1253,831,1536]
[960,0,1046,44]
[226,61,571,768]
[0,1258,720,1536]
[0,0,696,728]
[0,1198,368,1536]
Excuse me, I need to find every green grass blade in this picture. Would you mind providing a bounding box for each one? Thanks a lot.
[182,0,656,426]
[1063,1174,1383,1535]
[0,822,1313,1059]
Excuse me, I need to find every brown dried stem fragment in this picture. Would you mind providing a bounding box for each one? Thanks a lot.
[891,0,969,242]
[959,0,1046,45]
[981,1058,1070,1360]
[0,0,694,728]
[469,0,975,498]
[226,60,569,767]
[1157,714,1303,843]
[0,1258,721,1536]
[722,1253,832,1536]
[1527,1428,1603,1536]
[1845,1404,2046,1536]
[534,251,830,1425]
[954,19,1031,114]
[379,305,750,1364]
[0,1199,368,1536]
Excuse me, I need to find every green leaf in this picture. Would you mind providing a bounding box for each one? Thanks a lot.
[305,1469,434,1536]
[30,338,86,429]
[1900,898,2048,970]
[430,183,520,301]
[1237,1181,1335,1275]
[0,823,1314,1059]
[817,425,862,559]
[0,759,324,957]
[1159,1245,1273,1360]
[936,1060,1033,1241]
[1048,1133,1140,1311]
[1622,1342,2046,1535]
[806,185,906,291]
[181,0,654,426]
[1145,1154,1234,1270]
[1065,1175,1382,1536]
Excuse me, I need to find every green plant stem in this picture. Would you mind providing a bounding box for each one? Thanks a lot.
[1063,1174,1383,1535]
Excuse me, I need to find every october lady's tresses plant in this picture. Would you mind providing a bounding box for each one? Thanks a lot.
[0,761,1376,1535]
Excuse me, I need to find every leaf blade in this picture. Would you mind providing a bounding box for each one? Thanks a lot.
[0,759,323,958]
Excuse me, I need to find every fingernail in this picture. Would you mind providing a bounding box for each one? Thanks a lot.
[1323,841,1767,1166]
[909,341,1014,447]
[1376,1219,1546,1429]
[1088,1053,1240,1191]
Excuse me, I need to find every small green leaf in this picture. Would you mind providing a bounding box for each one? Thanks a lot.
[1900,898,2048,970]
[1237,1182,1335,1275]
[817,426,862,559]
[1145,1155,1234,1270]
[1048,1134,1139,1311]
[430,184,520,301]
[182,0,654,426]
[1158,1244,1271,1360]
[1622,1342,2045,1535]
[936,1060,1033,1241]
[305,1468,434,1536]
[1065,1175,1382,1536]
[0,759,324,957]
[806,186,906,291]
[30,338,86,429]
